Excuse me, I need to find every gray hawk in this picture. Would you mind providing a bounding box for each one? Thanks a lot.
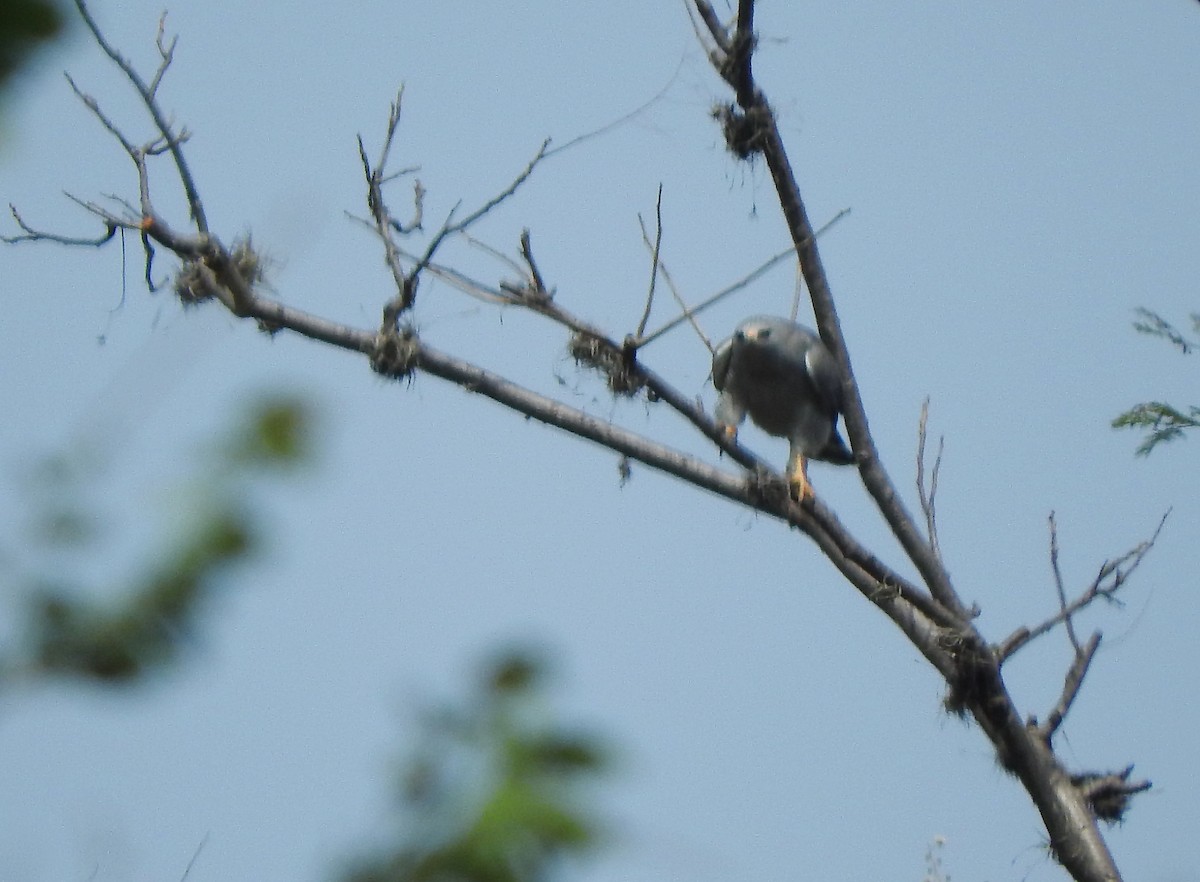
[712,315,854,500]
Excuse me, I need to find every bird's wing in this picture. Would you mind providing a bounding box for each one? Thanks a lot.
[803,337,845,414]
[712,336,733,391]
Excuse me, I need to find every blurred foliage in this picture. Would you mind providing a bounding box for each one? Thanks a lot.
[1,393,316,686]
[1112,401,1200,457]
[1130,307,1200,355]
[344,649,610,882]
[0,0,63,92]
[1113,309,1199,455]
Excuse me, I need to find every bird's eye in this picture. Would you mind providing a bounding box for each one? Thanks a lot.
[757,328,771,340]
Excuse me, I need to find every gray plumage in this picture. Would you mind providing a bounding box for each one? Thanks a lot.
[713,316,853,495]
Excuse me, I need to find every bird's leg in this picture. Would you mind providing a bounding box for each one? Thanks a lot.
[713,394,744,448]
[786,448,813,502]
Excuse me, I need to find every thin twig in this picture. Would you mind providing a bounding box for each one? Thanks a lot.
[3,205,118,246]
[147,14,176,98]
[635,184,665,339]
[1048,512,1082,653]
[544,53,685,160]
[179,833,210,882]
[629,229,711,354]
[1039,632,1101,742]
[916,398,944,564]
[788,259,804,322]
[639,246,792,346]
[463,232,526,279]
[637,208,849,348]
[65,72,141,158]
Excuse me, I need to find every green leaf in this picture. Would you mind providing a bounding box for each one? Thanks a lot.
[226,396,315,469]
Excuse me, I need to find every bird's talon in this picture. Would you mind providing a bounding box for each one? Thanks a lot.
[789,476,814,503]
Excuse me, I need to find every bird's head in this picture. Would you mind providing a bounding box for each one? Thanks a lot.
[732,317,784,354]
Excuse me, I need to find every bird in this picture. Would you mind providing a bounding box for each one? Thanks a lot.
[712,315,854,500]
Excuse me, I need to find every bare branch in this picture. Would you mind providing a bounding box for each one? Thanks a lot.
[405,138,550,287]
[3,205,118,246]
[413,335,958,671]
[73,0,208,231]
[997,510,1169,662]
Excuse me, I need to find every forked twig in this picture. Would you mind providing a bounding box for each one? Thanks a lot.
[632,223,711,354]
[73,0,208,232]
[357,87,420,320]
[997,510,1170,662]
[406,138,550,285]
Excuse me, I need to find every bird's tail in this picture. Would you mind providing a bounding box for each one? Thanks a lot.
[817,432,855,466]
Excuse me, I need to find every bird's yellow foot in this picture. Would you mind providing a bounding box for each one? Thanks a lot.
[787,457,813,503]
[718,424,738,444]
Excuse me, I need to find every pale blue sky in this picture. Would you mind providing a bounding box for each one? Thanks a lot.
[2,3,1198,881]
